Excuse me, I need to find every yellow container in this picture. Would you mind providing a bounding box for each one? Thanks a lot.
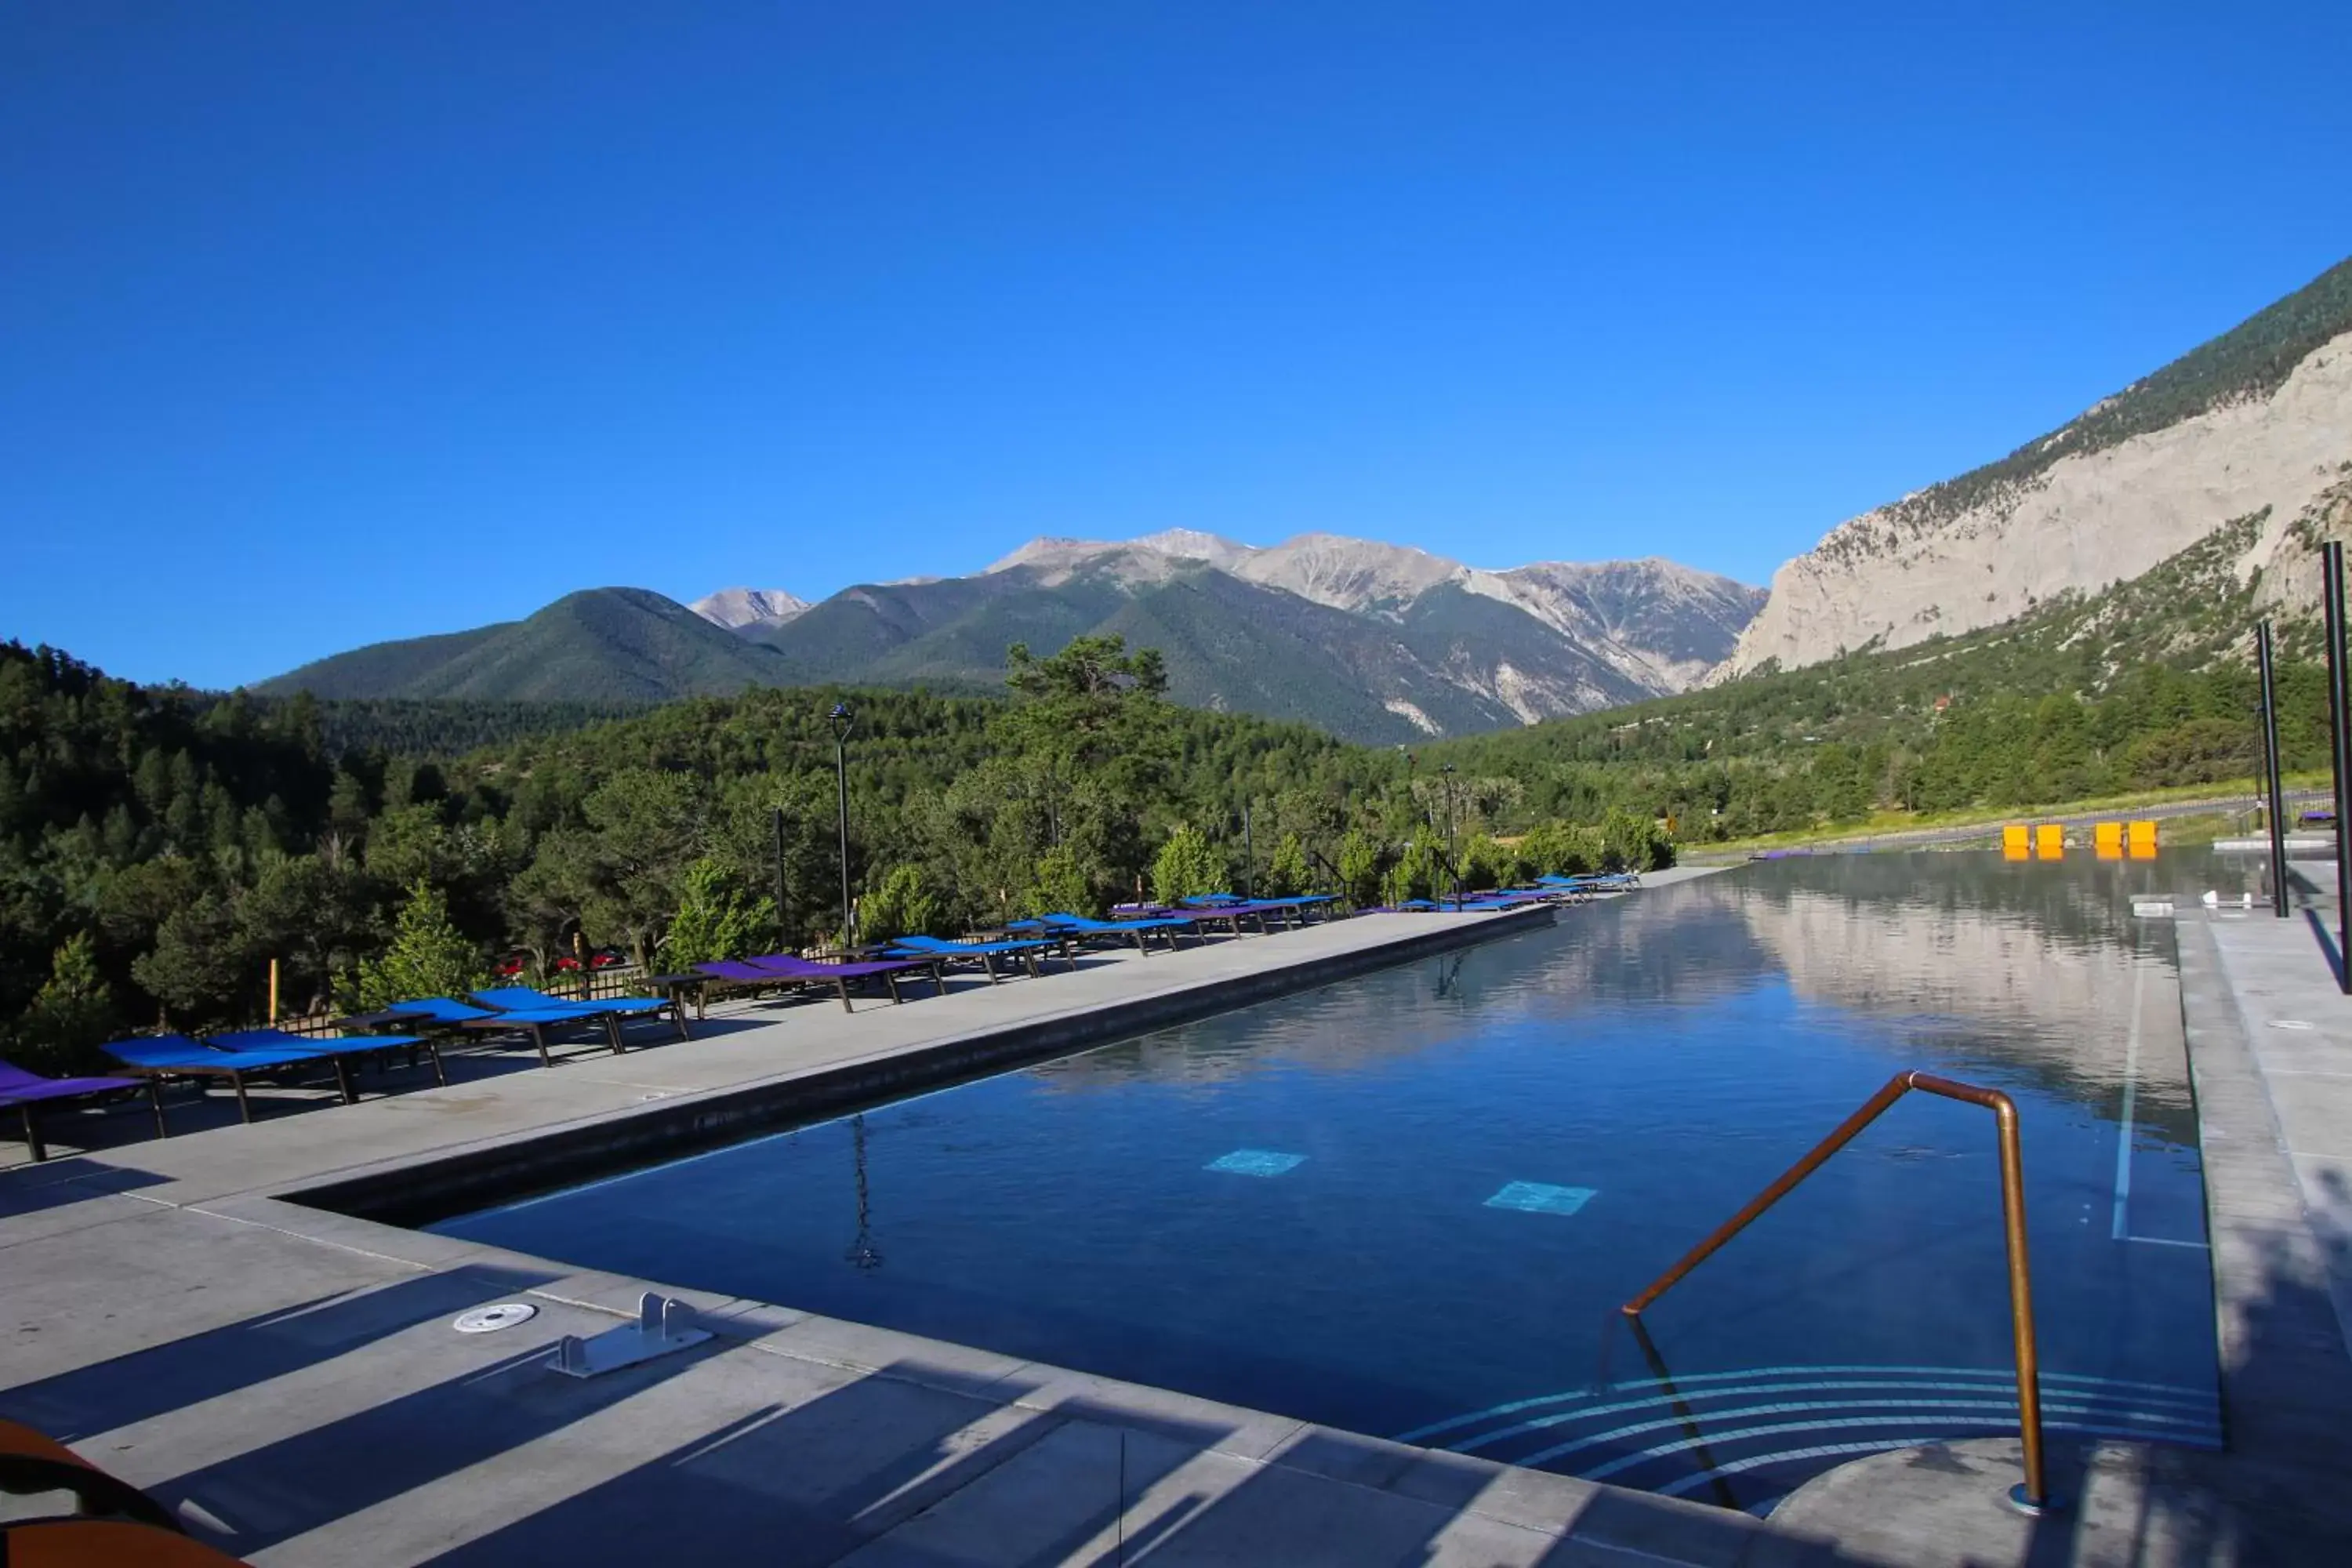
[2002,824,2030,860]
[2035,823,2064,858]
[2093,822,2123,855]
[2128,818,2158,859]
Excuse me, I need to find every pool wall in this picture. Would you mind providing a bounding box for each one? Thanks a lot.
[292,902,1557,1226]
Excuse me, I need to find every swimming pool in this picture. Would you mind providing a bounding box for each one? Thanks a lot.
[433,855,2222,1511]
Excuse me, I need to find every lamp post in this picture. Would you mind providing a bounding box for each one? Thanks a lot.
[2256,625,2288,919]
[1242,800,1254,898]
[771,804,789,952]
[1441,763,1460,906]
[829,703,855,945]
[2326,542,2352,989]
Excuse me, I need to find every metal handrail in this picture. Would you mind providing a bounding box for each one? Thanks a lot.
[1621,1070,2056,1515]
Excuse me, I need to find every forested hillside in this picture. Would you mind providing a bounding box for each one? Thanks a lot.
[0,637,1668,1073]
[3,535,2323,1075]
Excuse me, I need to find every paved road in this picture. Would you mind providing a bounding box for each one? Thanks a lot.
[1688,788,2333,861]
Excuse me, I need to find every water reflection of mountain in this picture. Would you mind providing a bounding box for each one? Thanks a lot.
[1732,858,2194,1142]
[1029,856,2194,1144]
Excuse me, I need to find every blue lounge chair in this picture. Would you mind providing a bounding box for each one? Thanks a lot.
[474,984,671,1020]
[474,985,691,1044]
[101,1034,370,1124]
[210,1025,445,1087]
[381,996,631,1066]
[885,934,1067,982]
[1007,913,1198,953]
[0,1060,159,1161]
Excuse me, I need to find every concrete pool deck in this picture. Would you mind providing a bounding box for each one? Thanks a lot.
[5,881,1829,1567]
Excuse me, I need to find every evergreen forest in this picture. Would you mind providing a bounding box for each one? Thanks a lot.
[2,576,2326,1073]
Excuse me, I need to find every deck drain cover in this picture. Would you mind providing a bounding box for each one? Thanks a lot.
[454,1302,539,1334]
[2270,1019,2315,1031]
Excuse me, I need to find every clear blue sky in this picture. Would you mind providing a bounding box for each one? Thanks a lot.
[5,2,2348,688]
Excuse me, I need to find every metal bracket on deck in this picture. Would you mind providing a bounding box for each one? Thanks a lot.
[546,1292,712,1378]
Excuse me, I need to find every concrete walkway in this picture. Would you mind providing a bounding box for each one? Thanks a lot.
[5,891,1834,1567]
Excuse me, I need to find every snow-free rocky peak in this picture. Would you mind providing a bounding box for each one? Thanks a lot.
[690,588,810,630]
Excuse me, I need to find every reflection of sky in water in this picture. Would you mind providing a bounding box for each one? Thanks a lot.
[437,854,2219,1512]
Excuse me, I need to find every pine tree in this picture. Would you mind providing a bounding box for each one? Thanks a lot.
[1149,824,1226,902]
[662,857,777,966]
[15,932,116,1073]
[354,881,485,1011]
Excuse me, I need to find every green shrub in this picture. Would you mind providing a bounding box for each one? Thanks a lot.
[1026,844,1096,918]
[860,863,946,942]
[664,856,777,966]
[1336,829,1384,908]
[1381,839,1443,905]
[1461,832,1524,891]
[354,881,485,1011]
[1263,833,1312,897]
[10,932,117,1075]
[1150,824,1227,903]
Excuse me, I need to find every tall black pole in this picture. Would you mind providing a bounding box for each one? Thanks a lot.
[1242,801,1254,899]
[1443,764,1460,905]
[2326,543,2352,985]
[829,703,855,945]
[2258,621,2289,919]
[771,805,789,952]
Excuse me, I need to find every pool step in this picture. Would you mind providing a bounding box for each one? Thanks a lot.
[1399,1363,2221,1512]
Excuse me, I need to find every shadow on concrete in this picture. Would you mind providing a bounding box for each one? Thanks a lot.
[0,1154,171,1215]
[386,1352,1828,1568]
[2038,1218,2352,1564]
[2299,906,2347,990]
[0,1264,557,1443]
[143,1327,727,1554]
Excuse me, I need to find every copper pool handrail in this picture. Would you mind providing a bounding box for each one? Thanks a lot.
[1621,1070,2054,1514]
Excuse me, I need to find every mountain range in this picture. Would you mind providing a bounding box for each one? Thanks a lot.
[257,254,2352,743]
[261,539,1766,744]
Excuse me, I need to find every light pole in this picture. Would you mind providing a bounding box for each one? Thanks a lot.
[771,804,789,952]
[1242,800,1254,898]
[829,702,855,945]
[2256,626,2288,919]
[2326,541,2352,989]
[1441,763,1460,906]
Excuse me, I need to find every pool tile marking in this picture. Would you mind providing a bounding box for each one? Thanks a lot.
[1206,1149,1306,1177]
[1486,1181,1597,1215]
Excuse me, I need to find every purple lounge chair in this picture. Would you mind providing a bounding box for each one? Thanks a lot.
[0,1061,158,1162]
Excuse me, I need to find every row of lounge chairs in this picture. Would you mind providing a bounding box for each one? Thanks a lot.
[0,985,694,1161]
[3,896,1351,1162]
[1366,870,1643,913]
[686,894,1344,1014]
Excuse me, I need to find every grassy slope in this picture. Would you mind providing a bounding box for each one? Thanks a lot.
[1685,772,2329,856]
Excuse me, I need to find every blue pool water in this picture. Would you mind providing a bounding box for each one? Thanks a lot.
[434,855,2223,1511]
